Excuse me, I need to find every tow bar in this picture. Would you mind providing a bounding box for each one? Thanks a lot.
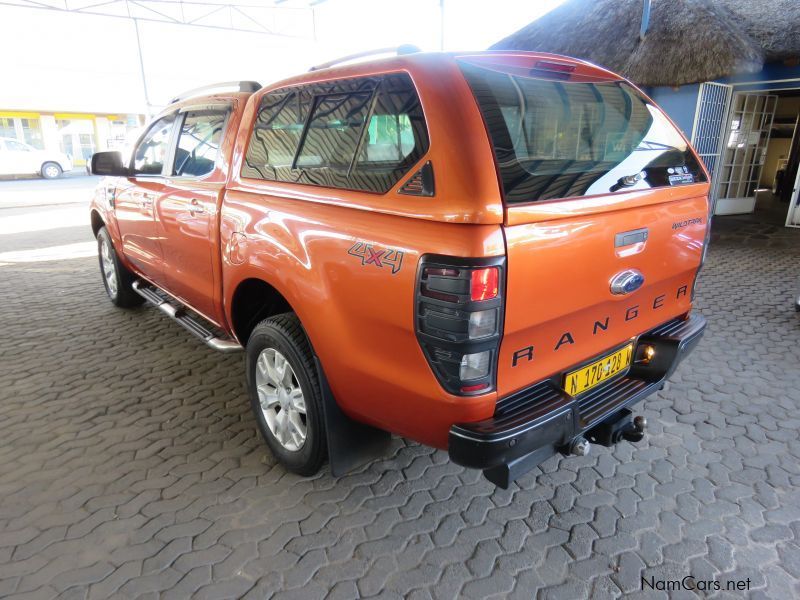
[579,408,647,451]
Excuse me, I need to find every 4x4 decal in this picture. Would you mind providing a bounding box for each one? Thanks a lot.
[348,241,404,274]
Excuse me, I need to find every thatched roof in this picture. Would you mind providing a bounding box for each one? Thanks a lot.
[490,0,800,87]
[718,0,800,62]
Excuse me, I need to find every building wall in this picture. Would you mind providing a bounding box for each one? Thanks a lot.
[0,111,143,166]
[722,61,800,92]
[646,84,701,139]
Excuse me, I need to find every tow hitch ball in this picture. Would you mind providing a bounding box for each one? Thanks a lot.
[581,409,648,449]
[624,416,647,443]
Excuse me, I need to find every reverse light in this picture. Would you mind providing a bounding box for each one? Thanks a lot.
[460,351,491,380]
[468,309,497,339]
[470,267,499,302]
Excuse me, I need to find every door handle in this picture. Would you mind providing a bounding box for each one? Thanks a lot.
[188,198,205,216]
[137,192,155,208]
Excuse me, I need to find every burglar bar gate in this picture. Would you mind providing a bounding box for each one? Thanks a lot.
[690,82,733,206]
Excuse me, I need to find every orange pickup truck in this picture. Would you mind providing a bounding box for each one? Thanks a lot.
[89,49,708,487]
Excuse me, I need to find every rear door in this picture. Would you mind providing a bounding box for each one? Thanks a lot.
[155,107,229,322]
[459,57,710,397]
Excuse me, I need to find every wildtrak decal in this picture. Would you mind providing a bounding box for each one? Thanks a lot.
[347,241,404,274]
[511,284,689,368]
[672,217,703,230]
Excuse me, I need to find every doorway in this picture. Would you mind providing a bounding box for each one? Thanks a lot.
[714,92,778,216]
[705,88,800,226]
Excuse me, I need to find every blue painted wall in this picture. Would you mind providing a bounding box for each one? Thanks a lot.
[646,84,700,138]
[721,61,800,90]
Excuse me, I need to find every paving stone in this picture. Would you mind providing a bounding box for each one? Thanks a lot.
[1,204,799,598]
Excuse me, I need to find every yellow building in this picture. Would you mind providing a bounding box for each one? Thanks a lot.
[0,111,144,167]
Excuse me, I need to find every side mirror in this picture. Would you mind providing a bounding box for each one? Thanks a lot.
[90,151,129,176]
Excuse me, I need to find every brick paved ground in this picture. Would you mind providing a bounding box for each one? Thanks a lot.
[1,202,799,599]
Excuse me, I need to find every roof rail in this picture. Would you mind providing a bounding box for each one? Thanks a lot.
[309,45,421,71]
[170,81,262,104]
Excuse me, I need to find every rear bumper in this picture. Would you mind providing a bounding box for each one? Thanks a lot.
[448,314,706,483]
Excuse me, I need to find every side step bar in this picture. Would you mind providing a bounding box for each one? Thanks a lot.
[132,280,242,353]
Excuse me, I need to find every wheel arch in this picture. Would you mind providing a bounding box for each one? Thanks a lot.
[90,209,105,237]
[229,277,296,345]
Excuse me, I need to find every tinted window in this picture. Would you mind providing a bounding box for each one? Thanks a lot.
[243,73,429,193]
[133,115,175,176]
[296,91,372,169]
[173,110,227,177]
[460,61,706,204]
[360,113,415,163]
[245,92,306,179]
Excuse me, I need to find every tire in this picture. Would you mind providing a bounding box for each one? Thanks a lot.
[41,162,63,179]
[246,313,327,475]
[96,226,144,308]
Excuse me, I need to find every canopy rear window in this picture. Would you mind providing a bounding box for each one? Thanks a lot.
[459,61,706,204]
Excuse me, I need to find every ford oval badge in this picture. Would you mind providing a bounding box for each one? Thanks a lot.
[610,269,645,295]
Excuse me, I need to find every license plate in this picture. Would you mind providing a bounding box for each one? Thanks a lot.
[563,344,633,396]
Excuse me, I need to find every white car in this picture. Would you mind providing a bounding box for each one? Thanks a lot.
[0,137,73,179]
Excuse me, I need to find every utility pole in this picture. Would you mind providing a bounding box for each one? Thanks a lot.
[639,0,651,40]
[133,18,153,118]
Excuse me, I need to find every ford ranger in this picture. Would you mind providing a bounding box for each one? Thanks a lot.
[89,50,708,487]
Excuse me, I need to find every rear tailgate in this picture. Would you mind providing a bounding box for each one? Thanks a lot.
[499,190,707,395]
[458,54,710,397]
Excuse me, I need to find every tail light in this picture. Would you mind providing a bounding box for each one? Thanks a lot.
[470,268,499,301]
[415,256,505,395]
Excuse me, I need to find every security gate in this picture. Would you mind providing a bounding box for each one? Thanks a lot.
[714,93,778,215]
[786,163,800,228]
[690,82,733,199]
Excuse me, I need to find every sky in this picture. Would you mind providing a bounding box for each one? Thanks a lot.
[312,0,566,54]
[0,0,566,113]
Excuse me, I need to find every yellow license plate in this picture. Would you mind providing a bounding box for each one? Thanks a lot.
[563,344,633,396]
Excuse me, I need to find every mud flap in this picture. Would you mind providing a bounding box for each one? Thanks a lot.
[314,356,392,477]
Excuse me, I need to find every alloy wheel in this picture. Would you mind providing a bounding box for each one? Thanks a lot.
[255,348,307,451]
[100,236,118,298]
